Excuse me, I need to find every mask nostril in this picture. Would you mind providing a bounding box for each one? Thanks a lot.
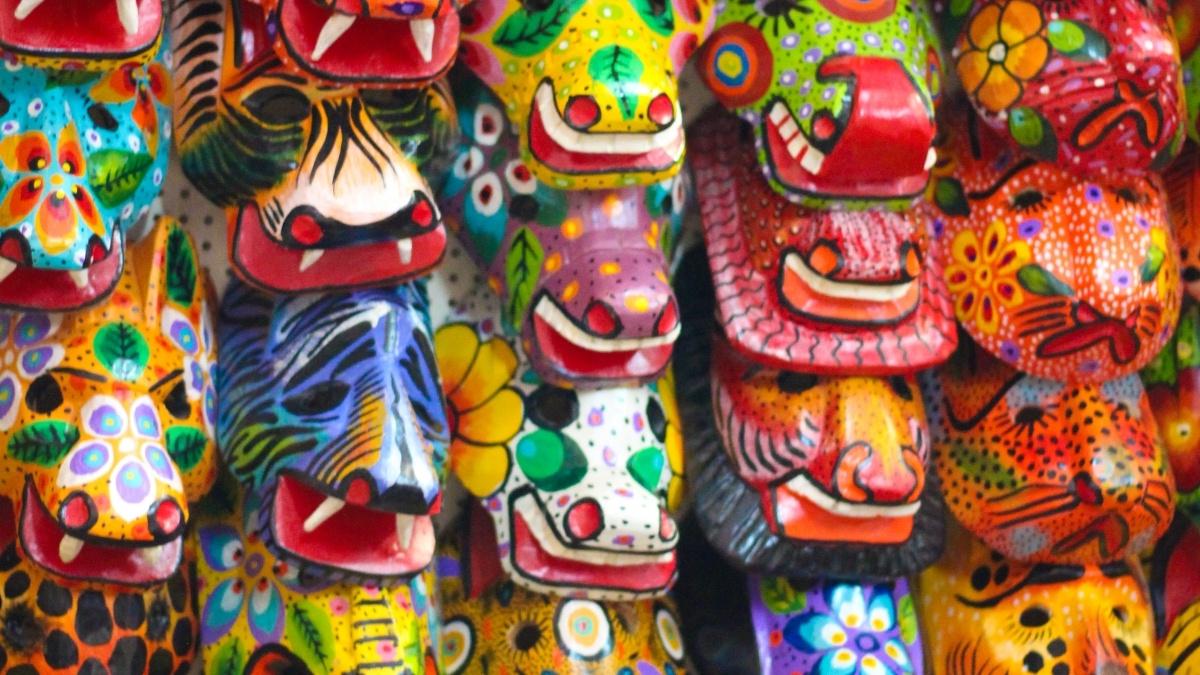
[58,492,96,532]
[564,498,603,542]
[647,93,675,129]
[563,95,601,131]
[148,498,183,539]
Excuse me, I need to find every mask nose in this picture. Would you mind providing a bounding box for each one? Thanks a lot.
[832,441,923,505]
[549,248,677,341]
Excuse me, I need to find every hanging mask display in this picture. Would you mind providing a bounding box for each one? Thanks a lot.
[455,0,714,189]
[172,0,458,294]
[1149,518,1200,673]
[0,0,162,68]
[1164,144,1200,303]
[917,524,1155,675]
[688,110,957,375]
[694,0,942,208]
[942,0,1184,176]
[0,218,216,586]
[438,68,687,386]
[429,239,684,600]
[923,339,1174,564]
[1143,304,1200,529]
[927,104,1181,383]
[0,42,171,311]
[216,279,448,586]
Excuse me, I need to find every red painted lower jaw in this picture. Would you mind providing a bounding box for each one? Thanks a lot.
[779,261,919,326]
[527,104,681,176]
[769,484,915,545]
[530,313,673,383]
[0,245,122,311]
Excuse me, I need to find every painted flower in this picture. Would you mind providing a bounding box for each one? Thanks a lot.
[0,312,64,430]
[956,0,1049,112]
[90,61,170,155]
[161,301,216,435]
[784,584,914,674]
[943,219,1031,334]
[435,323,524,497]
[198,524,299,645]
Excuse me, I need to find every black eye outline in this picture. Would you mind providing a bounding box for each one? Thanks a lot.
[282,380,351,417]
[776,371,819,394]
[163,381,191,420]
[1114,186,1144,207]
[87,103,119,132]
[241,85,311,125]
[24,374,62,414]
[888,376,913,401]
[1009,187,1046,213]
[526,385,579,430]
[1019,606,1051,628]
[646,397,666,442]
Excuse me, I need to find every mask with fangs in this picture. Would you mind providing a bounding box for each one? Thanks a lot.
[0,218,217,586]
[172,0,460,294]
[0,0,162,69]
[428,236,685,600]
[438,67,687,387]
[216,278,448,586]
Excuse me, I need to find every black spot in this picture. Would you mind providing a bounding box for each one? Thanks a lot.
[0,94,8,117]
[167,574,188,613]
[6,666,38,675]
[888,376,913,400]
[0,643,6,669]
[1,604,43,652]
[86,104,119,132]
[1019,606,1050,628]
[1113,606,1130,623]
[969,566,990,591]
[526,386,579,430]
[114,593,146,630]
[993,564,1009,585]
[646,397,666,442]
[36,581,71,617]
[0,546,20,572]
[23,375,62,414]
[1052,665,1069,675]
[172,618,193,655]
[1115,639,1130,656]
[1047,638,1066,657]
[508,195,540,221]
[108,637,147,675]
[44,630,79,668]
[148,649,173,675]
[1023,651,1044,672]
[513,622,541,651]
[1011,188,1046,212]
[75,591,113,646]
[776,371,818,394]
[146,598,170,641]
[1,574,27,600]
[163,382,190,420]
[78,658,107,675]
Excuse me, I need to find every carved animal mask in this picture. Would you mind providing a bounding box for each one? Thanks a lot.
[694,0,942,208]
[943,0,1184,177]
[689,110,957,375]
[927,105,1181,383]
[1149,518,1200,673]
[439,68,686,386]
[172,0,458,293]
[1177,0,1200,143]
[0,218,217,586]
[0,0,162,69]
[456,0,714,189]
[0,43,171,311]
[216,279,447,585]
[1143,304,1200,530]
[1164,144,1200,303]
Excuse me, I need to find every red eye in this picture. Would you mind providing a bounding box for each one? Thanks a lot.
[584,301,620,337]
[564,95,600,131]
[655,300,678,336]
[647,94,675,129]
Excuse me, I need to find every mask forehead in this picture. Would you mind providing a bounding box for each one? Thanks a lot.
[0,0,163,68]
[696,0,941,207]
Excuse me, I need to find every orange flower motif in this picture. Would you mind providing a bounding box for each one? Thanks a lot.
[943,219,1030,335]
[956,0,1050,112]
[90,62,171,155]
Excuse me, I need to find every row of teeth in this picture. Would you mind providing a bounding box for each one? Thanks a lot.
[0,259,90,288]
[301,494,416,549]
[59,533,167,565]
[312,12,435,62]
[297,238,413,272]
[767,102,827,174]
[15,0,140,34]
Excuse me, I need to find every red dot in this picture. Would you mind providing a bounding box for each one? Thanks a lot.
[152,500,182,536]
[412,198,433,227]
[812,112,837,141]
[564,96,601,131]
[647,94,675,128]
[565,499,603,541]
[288,215,323,246]
[345,477,372,505]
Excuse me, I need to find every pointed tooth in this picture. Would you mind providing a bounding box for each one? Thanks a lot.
[397,238,413,265]
[924,146,938,171]
[59,535,83,564]
[395,514,414,549]
[0,259,16,284]
[302,496,345,532]
[786,136,805,159]
[299,249,325,272]
[69,269,89,289]
[410,18,435,63]
[768,102,788,125]
[115,0,139,35]
[312,12,355,61]
[14,0,45,20]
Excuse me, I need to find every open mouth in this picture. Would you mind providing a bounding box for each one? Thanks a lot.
[530,294,677,382]
[780,250,919,325]
[231,201,445,293]
[18,481,181,585]
[0,229,123,311]
[509,492,676,595]
[1037,302,1140,364]
[0,0,160,59]
[770,472,920,545]
[277,0,457,84]
[271,474,435,578]
[528,81,685,176]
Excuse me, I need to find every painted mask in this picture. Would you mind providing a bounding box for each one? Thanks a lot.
[1164,144,1200,303]
[923,339,1174,564]
[438,68,686,386]
[917,524,1155,675]
[435,544,688,675]
[1149,518,1200,673]
[196,481,439,675]
[747,576,923,675]
[672,248,944,579]
[1143,304,1200,529]
[944,0,1184,177]
[216,278,447,586]
[455,0,714,189]
[172,0,458,294]
[928,105,1181,383]
[429,239,684,600]
[0,0,162,69]
[0,44,171,311]
[1176,0,1200,142]
[689,110,957,375]
[0,218,216,586]
[694,0,942,208]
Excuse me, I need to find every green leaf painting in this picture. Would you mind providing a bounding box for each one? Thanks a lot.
[45,70,100,89]
[630,0,673,36]
[898,594,918,645]
[94,322,150,382]
[1047,19,1110,61]
[286,601,335,674]
[758,577,807,614]
[166,426,208,472]
[1141,241,1166,283]
[492,0,585,56]
[933,177,970,217]
[1008,107,1058,162]
[86,149,153,208]
[166,226,198,307]
[1016,264,1074,297]
[504,226,544,331]
[8,421,80,467]
[589,45,645,120]
[206,639,247,675]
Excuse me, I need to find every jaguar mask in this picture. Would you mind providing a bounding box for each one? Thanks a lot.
[922,338,1174,564]
[216,279,447,585]
[747,576,923,675]
[672,248,944,579]
[928,105,1181,383]
[436,542,689,675]
[456,0,713,189]
[0,43,171,311]
[694,0,942,208]
[0,218,216,586]
[689,110,957,375]
[0,0,162,68]
[172,0,457,294]
[944,0,1184,177]
[439,68,686,386]
[917,524,1154,675]
[429,238,684,600]
[1143,303,1200,529]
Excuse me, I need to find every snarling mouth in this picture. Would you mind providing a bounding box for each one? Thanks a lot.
[231,200,445,293]
[779,249,919,325]
[18,481,181,585]
[1036,302,1141,364]
[528,81,685,176]
[0,0,160,59]
[276,0,458,83]
[272,474,435,578]
[0,229,123,311]
[530,294,677,382]
[509,492,676,596]
[770,472,919,545]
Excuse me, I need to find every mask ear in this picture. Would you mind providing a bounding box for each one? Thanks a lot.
[128,217,208,334]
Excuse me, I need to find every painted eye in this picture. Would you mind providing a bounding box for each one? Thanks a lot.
[504,160,537,195]
[162,308,199,355]
[645,397,666,442]
[441,618,475,674]
[526,385,579,430]
[241,85,310,125]
[473,103,505,146]
[515,429,588,491]
[198,524,243,572]
[24,374,62,414]
[452,146,485,180]
[1010,188,1046,212]
[282,380,350,416]
[164,381,191,420]
[58,441,114,488]
[1019,606,1051,627]
[82,396,127,436]
[554,600,612,659]
[627,447,665,493]
[1115,187,1144,206]
[87,103,119,131]
[469,172,504,218]
[132,397,161,438]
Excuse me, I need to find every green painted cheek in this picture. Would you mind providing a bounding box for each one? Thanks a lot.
[626,446,664,493]
[516,429,588,491]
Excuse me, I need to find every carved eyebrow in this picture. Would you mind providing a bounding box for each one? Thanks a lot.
[150,369,184,393]
[49,367,107,383]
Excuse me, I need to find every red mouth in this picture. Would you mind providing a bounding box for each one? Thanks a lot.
[0,0,161,60]
[770,480,916,546]
[530,310,674,383]
[18,481,181,586]
[779,250,920,326]
[1037,303,1140,364]
[230,202,445,293]
[272,474,435,578]
[0,230,123,311]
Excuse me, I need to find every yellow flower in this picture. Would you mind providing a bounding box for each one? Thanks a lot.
[657,368,685,511]
[956,0,1049,112]
[943,219,1031,334]
[435,323,524,497]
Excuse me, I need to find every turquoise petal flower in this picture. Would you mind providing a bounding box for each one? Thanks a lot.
[829,584,868,629]
[867,588,897,632]
[816,647,858,675]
